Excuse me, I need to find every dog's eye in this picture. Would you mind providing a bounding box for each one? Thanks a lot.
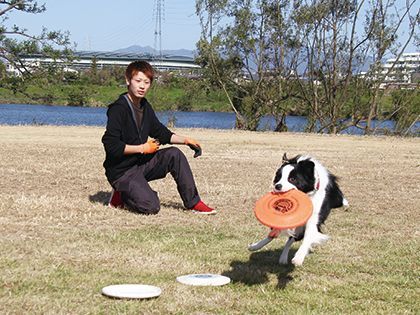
[289,177,296,183]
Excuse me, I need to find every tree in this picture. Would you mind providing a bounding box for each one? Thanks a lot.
[196,0,419,134]
[260,1,303,131]
[196,0,300,131]
[0,0,72,80]
[281,0,418,134]
[289,0,364,133]
[390,89,419,135]
[363,0,419,133]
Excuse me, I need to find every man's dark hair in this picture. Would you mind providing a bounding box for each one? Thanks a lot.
[125,60,154,82]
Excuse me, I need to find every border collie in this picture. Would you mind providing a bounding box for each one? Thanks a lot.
[248,153,348,266]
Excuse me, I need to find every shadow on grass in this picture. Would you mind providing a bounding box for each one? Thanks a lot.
[89,191,185,213]
[89,191,110,205]
[222,249,296,289]
[160,201,184,210]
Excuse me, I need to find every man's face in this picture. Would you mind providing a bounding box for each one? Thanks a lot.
[126,71,151,100]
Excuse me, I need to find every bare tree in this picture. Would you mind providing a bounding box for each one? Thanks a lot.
[292,0,418,134]
[364,0,419,133]
[196,0,300,130]
[196,0,418,134]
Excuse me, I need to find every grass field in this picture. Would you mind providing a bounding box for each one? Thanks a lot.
[0,125,419,314]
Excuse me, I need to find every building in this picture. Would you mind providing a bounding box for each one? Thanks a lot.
[357,52,420,89]
[382,52,420,86]
[5,50,201,75]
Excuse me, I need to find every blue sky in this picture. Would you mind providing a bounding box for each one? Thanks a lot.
[5,0,201,52]
[4,0,418,53]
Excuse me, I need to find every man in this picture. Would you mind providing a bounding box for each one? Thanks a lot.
[102,60,215,215]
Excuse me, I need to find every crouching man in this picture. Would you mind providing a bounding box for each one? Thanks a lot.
[102,61,215,215]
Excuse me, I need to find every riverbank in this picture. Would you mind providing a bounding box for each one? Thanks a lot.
[0,125,418,314]
[0,82,229,112]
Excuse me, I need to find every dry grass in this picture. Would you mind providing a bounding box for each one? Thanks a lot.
[0,125,419,314]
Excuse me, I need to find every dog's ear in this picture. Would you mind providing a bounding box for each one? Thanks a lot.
[283,153,302,165]
[297,159,315,178]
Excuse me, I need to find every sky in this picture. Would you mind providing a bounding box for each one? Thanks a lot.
[3,0,419,53]
[5,0,201,52]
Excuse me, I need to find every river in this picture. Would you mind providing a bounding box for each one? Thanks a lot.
[0,103,418,135]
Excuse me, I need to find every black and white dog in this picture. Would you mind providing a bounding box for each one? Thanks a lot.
[248,153,348,266]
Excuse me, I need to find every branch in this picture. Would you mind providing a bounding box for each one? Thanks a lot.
[404,114,419,136]
[0,0,26,17]
[372,107,401,133]
[343,0,366,84]
[0,51,31,76]
[207,45,242,119]
[2,30,39,41]
[372,6,417,94]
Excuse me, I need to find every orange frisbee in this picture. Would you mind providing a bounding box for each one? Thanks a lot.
[254,190,313,229]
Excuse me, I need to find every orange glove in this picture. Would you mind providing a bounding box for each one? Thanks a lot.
[142,139,159,154]
[184,137,202,158]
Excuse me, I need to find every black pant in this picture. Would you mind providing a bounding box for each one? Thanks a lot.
[113,147,200,214]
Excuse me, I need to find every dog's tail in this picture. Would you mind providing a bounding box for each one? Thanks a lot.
[313,232,330,246]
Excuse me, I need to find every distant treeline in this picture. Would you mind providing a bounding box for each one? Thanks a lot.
[0,65,230,112]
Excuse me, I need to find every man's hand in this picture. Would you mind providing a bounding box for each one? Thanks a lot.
[142,139,160,154]
[184,138,202,158]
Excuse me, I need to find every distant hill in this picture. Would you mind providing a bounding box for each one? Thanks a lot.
[113,45,196,58]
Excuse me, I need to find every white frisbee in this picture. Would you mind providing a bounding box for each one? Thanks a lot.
[176,274,231,286]
[101,284,161,299]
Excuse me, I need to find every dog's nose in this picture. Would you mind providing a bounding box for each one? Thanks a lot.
[274,184,282,191]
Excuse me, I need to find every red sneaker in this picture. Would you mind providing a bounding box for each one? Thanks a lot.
[109,189,124,208]
[190,200,217,215]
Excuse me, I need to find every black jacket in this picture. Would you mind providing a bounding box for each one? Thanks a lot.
[102,94,173,184]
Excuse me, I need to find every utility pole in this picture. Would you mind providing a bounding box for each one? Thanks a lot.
[153,0,164,62]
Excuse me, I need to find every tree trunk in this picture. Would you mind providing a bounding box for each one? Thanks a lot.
[274,113,288,132]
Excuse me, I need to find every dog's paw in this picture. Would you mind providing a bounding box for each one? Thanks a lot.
[247,243,260,251]
[279,255,289,265]
[291,254,305,266]
[343,198,349,207]
[247,237,273,251]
